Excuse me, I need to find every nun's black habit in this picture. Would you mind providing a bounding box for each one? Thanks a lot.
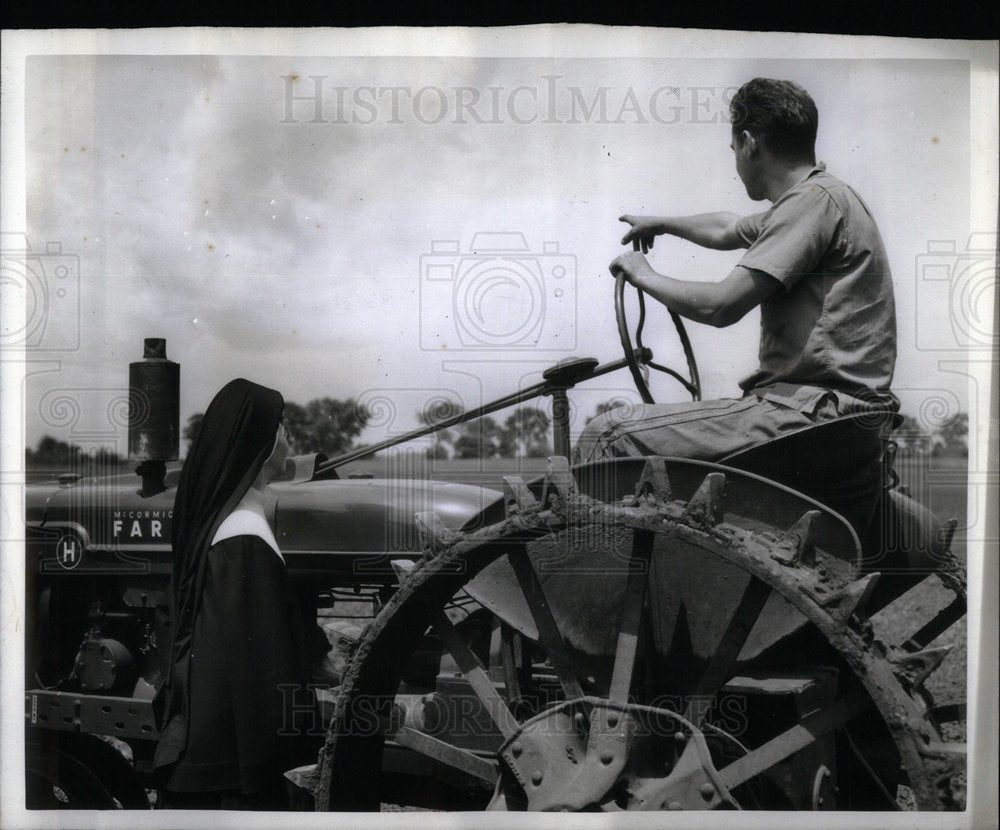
[153,379,316,803]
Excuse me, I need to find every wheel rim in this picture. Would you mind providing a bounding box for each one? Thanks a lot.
[25,741,120,809]
[25,733,151,810]
[315,457,965,812]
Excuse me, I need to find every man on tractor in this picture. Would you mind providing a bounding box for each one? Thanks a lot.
[577,77,898,463]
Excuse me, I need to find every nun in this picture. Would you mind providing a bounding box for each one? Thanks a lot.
[153,379,318,809]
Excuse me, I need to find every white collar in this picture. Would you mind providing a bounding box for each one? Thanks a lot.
[211,489,283,561]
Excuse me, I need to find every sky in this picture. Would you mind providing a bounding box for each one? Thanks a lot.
[15,48,992,457]
[1,28,997,830]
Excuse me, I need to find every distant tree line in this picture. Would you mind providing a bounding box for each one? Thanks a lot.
[25,405,971,467]
[415,403,972,461]
[24,397,374,468]
[184,397,372,457]
[25,436,126,468]
[415,402,552,459]
[186,398,553,460]
[893,412,969,457]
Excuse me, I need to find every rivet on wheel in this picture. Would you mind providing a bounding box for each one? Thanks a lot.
[511,742,523,758]
[674,730,687,744]
[531,770,543,786]
[700,782,715,799]
[600,751,614,765]
[668,801,683,810]
[573,712,586,729]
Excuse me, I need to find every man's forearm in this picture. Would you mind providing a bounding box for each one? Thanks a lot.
[630,270,732,327]
[609,252,778,329]
[658,212,745,250]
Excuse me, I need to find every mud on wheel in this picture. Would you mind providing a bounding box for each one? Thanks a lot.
[312,456,966,812]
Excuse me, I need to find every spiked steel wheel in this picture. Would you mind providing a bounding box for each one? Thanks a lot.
[313,457,966,812]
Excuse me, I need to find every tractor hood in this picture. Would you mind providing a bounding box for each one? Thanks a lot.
[272,478,503,554]
[26,465,503,560]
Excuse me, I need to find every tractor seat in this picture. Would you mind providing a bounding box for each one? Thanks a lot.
[720,410,902,538]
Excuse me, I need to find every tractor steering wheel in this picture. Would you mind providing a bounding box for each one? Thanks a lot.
[615,273,701,404]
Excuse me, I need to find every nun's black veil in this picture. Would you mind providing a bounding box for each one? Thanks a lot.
[155,379,283,770]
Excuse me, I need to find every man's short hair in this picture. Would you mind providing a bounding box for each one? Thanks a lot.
[730,78,818,160]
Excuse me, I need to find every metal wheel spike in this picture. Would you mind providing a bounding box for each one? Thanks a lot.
[891,645,953,691]
[772,510,821,567]
[940,518,958,552]
[902,594,967,653]
[635,457,671,503]
[683,472,725,526]
[414,511,458,556]
[822,572,880,624]
[542,456,576,508]
[390,558,418,585]
[503,476,539,516]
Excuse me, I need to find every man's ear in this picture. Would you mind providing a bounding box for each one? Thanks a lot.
[739,129,758,155]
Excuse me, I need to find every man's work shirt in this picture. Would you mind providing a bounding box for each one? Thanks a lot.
[735,166,898,413]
